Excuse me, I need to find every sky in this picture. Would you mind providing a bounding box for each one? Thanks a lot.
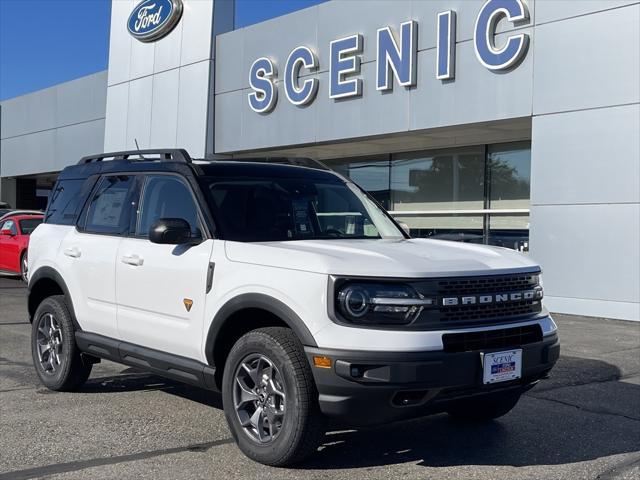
[0,0,326,101]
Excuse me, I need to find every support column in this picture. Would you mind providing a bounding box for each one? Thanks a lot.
[104,0,234,158]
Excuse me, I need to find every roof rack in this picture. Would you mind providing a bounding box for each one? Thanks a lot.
[78,149,192,165]
[209,156,331,171]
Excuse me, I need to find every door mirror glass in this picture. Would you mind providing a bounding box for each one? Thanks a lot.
[149,218,193,245]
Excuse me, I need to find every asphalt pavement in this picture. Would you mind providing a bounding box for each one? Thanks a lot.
[1,275,639,479]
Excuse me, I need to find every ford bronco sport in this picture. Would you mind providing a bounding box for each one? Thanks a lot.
[28,149,559,466]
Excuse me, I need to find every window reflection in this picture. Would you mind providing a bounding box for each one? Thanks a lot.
[327,156,390,209]
[325,142,532,251]
[391,147,485,212]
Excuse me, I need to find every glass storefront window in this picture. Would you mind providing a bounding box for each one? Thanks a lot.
[325,142,532,251]
[390,146,485,241]
[487,142,531,251]
[391,146,485,212]
[326,155,390,209]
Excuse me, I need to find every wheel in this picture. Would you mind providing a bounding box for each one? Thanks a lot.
[222,327,326,466]
[446,391,522,421]
[31,295,92,391]
[20,251,28,283]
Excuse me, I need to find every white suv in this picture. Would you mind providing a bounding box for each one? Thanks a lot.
[28,149,559,466]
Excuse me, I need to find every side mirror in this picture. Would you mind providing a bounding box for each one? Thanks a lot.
[0,228,14,236]
[149,218,192,245]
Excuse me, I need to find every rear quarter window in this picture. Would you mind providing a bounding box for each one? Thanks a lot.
[19,218,43,235]
[45,179,86,225]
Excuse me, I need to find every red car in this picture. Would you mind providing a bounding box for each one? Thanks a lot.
[0,213,44,282]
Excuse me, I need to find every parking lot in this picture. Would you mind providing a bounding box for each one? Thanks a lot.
[1,276,639,479]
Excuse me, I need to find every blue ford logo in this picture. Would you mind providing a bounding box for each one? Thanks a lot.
[127,0,183,43]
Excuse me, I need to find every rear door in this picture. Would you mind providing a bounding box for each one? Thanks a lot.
[59,174,139,338]
[116,173,213,361]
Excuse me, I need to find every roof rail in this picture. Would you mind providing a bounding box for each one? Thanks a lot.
[78,149,192,165]
[209,156,331,171]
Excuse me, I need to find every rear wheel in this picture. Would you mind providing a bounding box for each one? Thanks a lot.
[222,327,326,466]
[20,251,28,283]
[446,391,522,421]
[31,295,92,391]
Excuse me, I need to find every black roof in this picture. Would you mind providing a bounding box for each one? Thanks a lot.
[197,161,342,182]
[58,150,343,183]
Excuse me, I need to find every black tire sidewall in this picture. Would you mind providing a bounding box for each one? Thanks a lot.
[222,329,315,465]
[20,251,28,283]
[31,296,81,390]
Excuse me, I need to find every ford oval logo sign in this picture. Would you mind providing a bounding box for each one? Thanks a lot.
[127,0,183,43]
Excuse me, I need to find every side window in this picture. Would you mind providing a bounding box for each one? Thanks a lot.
[1,219,17,235]
[137,175,201,237]
[45,179,85,225]
[84,176,136,235]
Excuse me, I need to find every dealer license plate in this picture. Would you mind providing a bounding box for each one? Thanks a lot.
[482,349,522,384]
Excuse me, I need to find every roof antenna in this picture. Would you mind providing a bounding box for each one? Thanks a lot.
[134,139,147,160]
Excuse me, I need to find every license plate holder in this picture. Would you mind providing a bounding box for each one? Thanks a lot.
[482,349,522,384]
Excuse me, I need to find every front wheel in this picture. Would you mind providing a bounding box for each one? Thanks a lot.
[222,327,326,466]
[446,391,522,421]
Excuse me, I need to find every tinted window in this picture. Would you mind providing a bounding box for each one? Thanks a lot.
[1,219,17,235]
[206,177,402,242]
[19,218,43,235]
[85,176,136,235]
[45,179,86,225]
[137,175,200,237]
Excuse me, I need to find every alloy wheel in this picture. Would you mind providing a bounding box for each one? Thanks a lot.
[233,353,286,444]
[36,313,65,374]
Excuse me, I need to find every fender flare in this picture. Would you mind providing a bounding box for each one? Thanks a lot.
[204,293,317,365]
[28,266,80,330]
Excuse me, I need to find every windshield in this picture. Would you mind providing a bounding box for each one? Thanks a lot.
[204,176,404,242]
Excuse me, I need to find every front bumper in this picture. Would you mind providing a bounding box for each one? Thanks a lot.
[305,332,559,426]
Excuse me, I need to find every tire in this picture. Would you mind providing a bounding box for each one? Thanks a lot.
[446,391,522,421]
[222,327,326,466]
[20,250,28,283]
[31,295,92,391]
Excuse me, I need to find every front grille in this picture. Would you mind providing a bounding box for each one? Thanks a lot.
[437,273,539,295]
[411,272,543,328]
[440,299,541,323]
[442,324,543,353]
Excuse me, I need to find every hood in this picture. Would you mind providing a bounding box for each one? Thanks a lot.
[224,238,540,278]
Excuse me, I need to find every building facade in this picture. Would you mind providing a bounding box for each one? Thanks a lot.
[1,0,638,321]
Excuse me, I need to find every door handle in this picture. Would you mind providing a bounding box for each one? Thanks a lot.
[63,247,81,258]
[121,254,144,266]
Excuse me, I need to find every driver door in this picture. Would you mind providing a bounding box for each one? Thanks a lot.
[116,174,213,361]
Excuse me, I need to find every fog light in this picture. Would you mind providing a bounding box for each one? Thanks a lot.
[313,356,332,368]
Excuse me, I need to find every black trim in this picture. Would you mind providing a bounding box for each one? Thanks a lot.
[79,149,192,165]
[204,293,318,365]
[75,332,218,391]
[206,262,215,294]
[28,266,80,330]
[305,333,559,426]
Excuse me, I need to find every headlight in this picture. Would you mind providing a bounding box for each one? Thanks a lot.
[336,282,434,325]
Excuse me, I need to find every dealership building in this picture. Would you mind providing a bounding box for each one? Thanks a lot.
[0,0,638,321]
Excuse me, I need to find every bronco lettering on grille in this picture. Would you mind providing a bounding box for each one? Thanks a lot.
[441,289,542,307]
